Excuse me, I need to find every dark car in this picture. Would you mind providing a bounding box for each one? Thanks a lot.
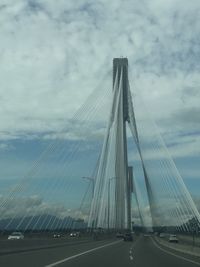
[69,231,81,237]
[123,233,133,241]
[53,233,61,238]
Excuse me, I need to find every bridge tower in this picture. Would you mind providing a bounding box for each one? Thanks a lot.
[113,58,131,230]
[88,58,135,230]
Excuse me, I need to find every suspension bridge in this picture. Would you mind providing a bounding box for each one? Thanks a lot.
[0,58,200,267]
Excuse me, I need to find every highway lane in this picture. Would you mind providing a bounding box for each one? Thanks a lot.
[0,236,93,255]
[0,238,120,267]
[0,235,200,267]
[45,236,200,267]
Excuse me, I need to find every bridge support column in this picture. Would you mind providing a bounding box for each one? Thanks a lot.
[113,58,131,230]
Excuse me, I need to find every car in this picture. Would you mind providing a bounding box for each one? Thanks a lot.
[53,233,61,238]
[116,232,124,238]
[8,232,24,240]
[69,232,76,237]
[159,233,166,238]
[169,234,178,243]
[69,232,80,237]
[123,233,133,241]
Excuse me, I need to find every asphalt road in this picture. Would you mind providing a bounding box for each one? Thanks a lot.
[0,236,93,254]
[0,235,200,267]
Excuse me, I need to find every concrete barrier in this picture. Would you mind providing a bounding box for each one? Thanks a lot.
[154,236,200,257]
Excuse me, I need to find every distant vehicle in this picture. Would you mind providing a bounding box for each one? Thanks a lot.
[159,233,166,238]
[169,234,178,243]
[116,232,124,238]
[69,232,76,237]
[123,232,133,241]
[53,233,61,238]
[69,232,80,237]
[8,232,24,240]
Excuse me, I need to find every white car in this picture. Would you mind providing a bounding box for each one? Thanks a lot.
[169,234,178,243]
[159,233,166,238]
[8,232,24,240]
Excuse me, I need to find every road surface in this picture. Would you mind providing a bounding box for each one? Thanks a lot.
[0,235,200,267]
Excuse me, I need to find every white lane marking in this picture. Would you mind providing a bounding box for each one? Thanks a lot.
[128,238,142,261]
[151,238,200,266]
[44,240,122,267]
[128,237,141,261]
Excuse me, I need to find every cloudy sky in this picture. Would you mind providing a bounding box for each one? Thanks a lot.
[0,0,200,217]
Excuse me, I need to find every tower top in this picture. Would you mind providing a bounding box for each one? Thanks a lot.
[113,58,128,67]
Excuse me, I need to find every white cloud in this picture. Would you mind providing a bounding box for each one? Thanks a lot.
[0,143,14,151]
[0,1,199,202]
[0,0,200,141]
[0,194,88,220]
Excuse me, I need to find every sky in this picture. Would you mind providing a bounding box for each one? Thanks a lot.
[0,0,200,220]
